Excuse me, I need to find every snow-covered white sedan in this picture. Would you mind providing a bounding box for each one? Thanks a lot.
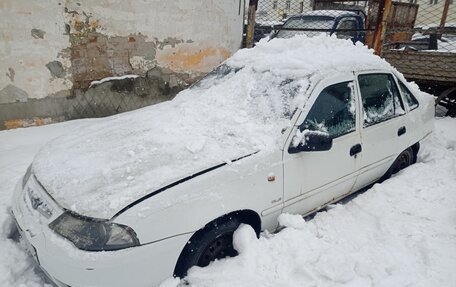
[9,35,434,287]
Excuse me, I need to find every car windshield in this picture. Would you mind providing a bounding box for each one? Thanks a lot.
[190,64,310,119]
[276,16,335,38]
[191,64,241,89]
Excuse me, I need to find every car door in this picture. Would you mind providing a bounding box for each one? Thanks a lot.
[282,75,361,215]
[394,75,422,147]
[352,71,408,191]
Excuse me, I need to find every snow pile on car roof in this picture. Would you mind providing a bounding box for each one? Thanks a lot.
[227,34,390,78]
[32,35,391,219]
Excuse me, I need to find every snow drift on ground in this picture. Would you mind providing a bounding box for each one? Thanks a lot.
[31,35,394,219]
[0,117,455,286]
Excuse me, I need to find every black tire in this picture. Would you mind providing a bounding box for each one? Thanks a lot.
[3,210,19,241]
[380,147,414,182]
[411,143,420,165]
[174,218,241,278]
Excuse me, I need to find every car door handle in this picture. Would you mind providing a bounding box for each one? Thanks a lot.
[398,126,406,136]
[350,144,362,157]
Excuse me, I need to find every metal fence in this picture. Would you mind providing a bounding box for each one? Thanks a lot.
[381,0,456,116]
[66,75,180,120]
[249,0,456,51]
[382,1,456,55]
[249,1,372,45]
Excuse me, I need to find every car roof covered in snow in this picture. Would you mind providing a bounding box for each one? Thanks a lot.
[226,34,390,77]
[33,35,393,219]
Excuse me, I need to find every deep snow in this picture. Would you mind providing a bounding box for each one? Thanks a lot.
[0,117,455,286]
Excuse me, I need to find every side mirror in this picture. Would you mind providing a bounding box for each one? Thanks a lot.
[288,130,333,154]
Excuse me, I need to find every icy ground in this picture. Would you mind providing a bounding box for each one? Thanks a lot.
[1,117,455,287]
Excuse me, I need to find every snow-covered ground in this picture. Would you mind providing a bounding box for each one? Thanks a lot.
[1,117,455,286]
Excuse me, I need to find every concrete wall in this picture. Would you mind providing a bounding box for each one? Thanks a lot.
[0,0,245,129]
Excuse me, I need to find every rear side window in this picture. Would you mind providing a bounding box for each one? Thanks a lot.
[336,17,358,39]
[300,81,355,138]
[358,74,405,126]
[398,82,419,110]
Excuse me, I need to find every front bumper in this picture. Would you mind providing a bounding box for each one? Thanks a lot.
[11,177,191,287]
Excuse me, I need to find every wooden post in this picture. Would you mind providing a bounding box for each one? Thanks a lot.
[372,0,393,55]
[245,0,258,48]
[438,0,450,38]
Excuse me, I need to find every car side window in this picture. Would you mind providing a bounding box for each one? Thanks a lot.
[358,74,405,126]
[299,81,355,138]
[398,81,419,111]
[336,18,358,39]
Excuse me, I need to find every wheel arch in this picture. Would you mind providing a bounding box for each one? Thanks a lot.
[380,146,415,182]
[173,209,261,277]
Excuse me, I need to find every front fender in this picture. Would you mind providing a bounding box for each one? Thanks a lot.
[113,151,283,244]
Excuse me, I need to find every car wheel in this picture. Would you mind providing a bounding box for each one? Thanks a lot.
[174,217,241,278]
[381,147,414,182]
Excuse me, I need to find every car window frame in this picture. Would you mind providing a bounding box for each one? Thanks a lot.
[335,16,360,39]
[284,73,359,153]
[356,72,406,127]
[298,80,357,139]
[395,78,420,112]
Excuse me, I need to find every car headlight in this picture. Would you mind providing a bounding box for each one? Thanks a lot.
[22,165,32,188]
[49,212,140,251]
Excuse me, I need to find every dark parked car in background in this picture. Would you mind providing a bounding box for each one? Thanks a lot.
[273,10,365,43]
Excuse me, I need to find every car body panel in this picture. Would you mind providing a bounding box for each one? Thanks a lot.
[12,176,191,287]
[349,70,403,188]
[114,151,284,244]
[282,73,361,214]
[352,70,434,191]
[392,71,435,147]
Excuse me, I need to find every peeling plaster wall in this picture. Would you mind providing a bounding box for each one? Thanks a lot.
[0,1,72,102]
[0,0,245,129]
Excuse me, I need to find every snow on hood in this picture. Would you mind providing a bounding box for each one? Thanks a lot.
[32,35,391,219]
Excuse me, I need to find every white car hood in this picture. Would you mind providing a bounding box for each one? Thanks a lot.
[32,35,391,219]
[33,67,304,219]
